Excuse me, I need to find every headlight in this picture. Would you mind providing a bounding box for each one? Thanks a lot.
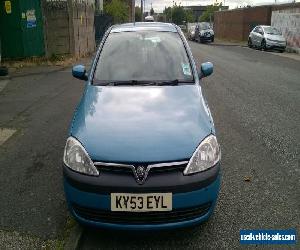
[184,135,221,175]
[63,137,99,176]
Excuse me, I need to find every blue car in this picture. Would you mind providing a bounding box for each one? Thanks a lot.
[63,22,221,230]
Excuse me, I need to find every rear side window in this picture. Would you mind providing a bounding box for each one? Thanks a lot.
[94,31,193,82]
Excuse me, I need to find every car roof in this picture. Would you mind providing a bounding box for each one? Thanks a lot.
[111,22,178,33]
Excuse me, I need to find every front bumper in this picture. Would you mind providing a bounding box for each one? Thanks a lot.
[200,36,213,42]
[63,163,221,230]
[266,40,286,50]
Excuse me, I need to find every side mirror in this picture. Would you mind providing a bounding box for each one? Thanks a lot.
[200,62,213,78]
[72,65,88,81]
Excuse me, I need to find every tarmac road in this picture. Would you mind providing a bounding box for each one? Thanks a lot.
[0,43,299,249]
[0,65,86,241]
[78,43,300,249]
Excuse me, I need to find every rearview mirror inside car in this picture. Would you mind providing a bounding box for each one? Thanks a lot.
[72,65,88,81]
[200,62,213,78]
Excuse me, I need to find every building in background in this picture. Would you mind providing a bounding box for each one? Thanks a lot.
[184,5,229,22]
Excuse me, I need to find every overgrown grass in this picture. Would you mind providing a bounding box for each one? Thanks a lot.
[2,54,82,69]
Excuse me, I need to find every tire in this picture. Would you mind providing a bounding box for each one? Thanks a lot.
[261,40,267,51]
[0,66,8,76]
[248,38,253,48]
[211,36,214,43]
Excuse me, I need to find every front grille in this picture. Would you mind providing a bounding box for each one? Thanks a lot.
[99,166,132,174]
[94,162,187,176]
[268,39,284,43]
[72,202,211,224]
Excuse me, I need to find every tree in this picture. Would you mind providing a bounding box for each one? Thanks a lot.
[172,4,185,25]
[150,7,154,16]
[104,0,129,24]
[135,6,142,21]
[163,4,195,24]
[199,3,222,22]
[163,7,172,22]
[185,9,195,23]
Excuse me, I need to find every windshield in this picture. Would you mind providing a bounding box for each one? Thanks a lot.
[199,23,210,30]
[94,31,193,84]
[264,27,281,35]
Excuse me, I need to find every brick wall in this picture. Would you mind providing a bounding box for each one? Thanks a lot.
[242,7,271,40]
[214,9,244,40]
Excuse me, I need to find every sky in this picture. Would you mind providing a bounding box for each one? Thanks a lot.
[135,0,299,12]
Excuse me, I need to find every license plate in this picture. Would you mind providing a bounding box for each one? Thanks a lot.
[111,193,172,212]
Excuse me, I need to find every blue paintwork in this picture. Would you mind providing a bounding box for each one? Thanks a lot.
[72,65,86,80]
[201,62,214,78]
[70,85,213,163]
[64,174,221,230]
[65,22,220,229]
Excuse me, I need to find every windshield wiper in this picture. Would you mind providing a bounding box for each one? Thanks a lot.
[155,79,194,86]
[93,80,156,86]
[93,79,194,86]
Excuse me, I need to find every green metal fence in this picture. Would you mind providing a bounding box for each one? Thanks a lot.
[0,0,45,59]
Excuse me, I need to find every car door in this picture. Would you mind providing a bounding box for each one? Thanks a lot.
[251,27,259,46]
[256,27,264,46]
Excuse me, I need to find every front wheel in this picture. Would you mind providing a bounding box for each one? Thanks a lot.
[261,40,267,51]
[248,38,253,48]
[211,36,214,43]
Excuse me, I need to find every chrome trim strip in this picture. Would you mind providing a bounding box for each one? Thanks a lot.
[93,160,189,185]
[93,161,188,168]
[149,161,189,168]
[94,162,134,168]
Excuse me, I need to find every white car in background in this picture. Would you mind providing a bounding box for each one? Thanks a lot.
[248,25,286,52]
[145,16,154,22]
[187,25,196,41]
